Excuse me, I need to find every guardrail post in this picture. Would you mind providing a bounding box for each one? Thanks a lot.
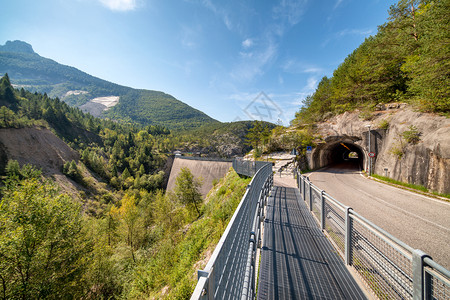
[412,249,432,300]
[320,190,325,231]
[309,180,313,211]
[197,270,214,300]
[303,177,306,202]
[345,207,353,266]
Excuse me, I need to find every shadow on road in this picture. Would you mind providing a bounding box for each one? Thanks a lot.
[316,160,362,175]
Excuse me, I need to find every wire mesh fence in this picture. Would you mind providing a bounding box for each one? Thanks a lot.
[191,161,272,300]
[310,185,321,220]
[324,197,346,255]
[351,215,413,299]
[423,258,450,300]
[296,171,449,300]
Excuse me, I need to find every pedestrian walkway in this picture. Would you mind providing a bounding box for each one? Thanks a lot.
[257,186,367,300]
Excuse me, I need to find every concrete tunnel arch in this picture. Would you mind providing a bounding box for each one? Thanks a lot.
[309,136,367,170]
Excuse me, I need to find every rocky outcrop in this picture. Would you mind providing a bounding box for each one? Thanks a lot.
[313,106,450,194]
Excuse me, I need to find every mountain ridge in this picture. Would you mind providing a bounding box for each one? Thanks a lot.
[0,40,36,54]
[0,40,218,130]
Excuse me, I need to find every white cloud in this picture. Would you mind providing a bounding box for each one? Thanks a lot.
[200,0,233,31]
[322,28,374,47]
[290,76,319,106]
[305,76,318,91]
[242,38,253,48]
[99,0,137,11]
[229,91,261,103]
[230,41,277,82]
[273,0,308,26]
[334,0,344,10]
[336,28,373,37]
[281,59,324,74]
[180,25,202,49]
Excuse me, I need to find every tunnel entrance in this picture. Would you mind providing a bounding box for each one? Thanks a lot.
[310,137,366,170]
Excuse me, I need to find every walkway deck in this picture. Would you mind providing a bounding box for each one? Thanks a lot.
[257,186,367,300]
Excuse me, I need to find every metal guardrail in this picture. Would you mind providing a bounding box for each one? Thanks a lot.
[232,159,269,177]
[296,170,450,300]
[191,160,273,300]
[175,155,233,163]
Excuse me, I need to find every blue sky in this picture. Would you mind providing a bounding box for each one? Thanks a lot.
[1,0,396,125]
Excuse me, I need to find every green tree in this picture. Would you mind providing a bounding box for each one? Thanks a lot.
[174,167,203,217]
[245,121,272,158]
[110,194,140,262]
[401,0,450,112]
[0,74,16,105]
[0,179,87,299]
[63,160,82,182]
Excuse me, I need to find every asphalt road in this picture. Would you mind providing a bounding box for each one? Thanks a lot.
[307,162,450,270]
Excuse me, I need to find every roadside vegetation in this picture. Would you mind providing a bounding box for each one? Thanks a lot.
[371,173,450,200]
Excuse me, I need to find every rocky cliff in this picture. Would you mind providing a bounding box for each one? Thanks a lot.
[313,106,450,194]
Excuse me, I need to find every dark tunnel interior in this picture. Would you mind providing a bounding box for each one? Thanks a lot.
[312,141,365,170]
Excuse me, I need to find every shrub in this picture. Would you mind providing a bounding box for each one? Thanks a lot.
[378,119,390,130]
[402,125,421,144]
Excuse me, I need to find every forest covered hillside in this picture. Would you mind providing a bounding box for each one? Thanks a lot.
[294,0,449,126]
[0,40,217,130]
[0,72,261,298]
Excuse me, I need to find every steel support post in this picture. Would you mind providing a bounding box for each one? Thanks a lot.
[309,181,313,211]
[303,177,306,202]
[197,269,214,300]
[321,190,326,231]
[412,249,432,300]
[345,207,353,266]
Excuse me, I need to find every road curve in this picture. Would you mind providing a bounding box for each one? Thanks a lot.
[307,162,450,270]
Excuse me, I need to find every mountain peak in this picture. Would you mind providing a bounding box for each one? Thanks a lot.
[0,40,36,54]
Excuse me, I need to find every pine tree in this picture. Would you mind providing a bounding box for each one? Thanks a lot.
[174,167,203,216]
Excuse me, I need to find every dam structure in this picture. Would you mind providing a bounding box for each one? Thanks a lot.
[166,156,232,197]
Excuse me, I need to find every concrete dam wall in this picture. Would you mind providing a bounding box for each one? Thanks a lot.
[166,156,233,197]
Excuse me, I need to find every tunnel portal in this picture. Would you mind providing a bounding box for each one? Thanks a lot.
[310,136,366,170]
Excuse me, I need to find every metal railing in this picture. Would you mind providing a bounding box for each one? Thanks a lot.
[296,171,449,300]
[232,158,270,177]
[191,161,273,300]
[175,156,233,162]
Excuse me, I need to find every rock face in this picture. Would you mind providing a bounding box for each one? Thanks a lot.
[313,106,450,194]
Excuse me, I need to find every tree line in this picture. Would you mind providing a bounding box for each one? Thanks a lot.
[295,0,449,125]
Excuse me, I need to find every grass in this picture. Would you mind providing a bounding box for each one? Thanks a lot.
[371,174,450,200]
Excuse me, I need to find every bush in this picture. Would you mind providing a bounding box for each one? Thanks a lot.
[378,119,390,130]
[402,125,421,144]
[389,143,404,159]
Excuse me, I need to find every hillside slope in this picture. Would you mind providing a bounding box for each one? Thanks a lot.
[0,40,217,130]
[0,127,78,174]
[0,127,94,201]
